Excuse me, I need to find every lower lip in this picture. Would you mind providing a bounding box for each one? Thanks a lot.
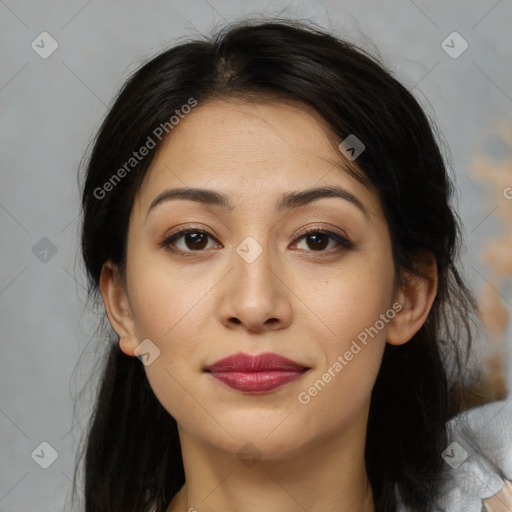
[209,370,306,393]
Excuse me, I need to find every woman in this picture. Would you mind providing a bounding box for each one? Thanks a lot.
[73,17,511,512]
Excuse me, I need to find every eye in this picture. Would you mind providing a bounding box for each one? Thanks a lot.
[160,228,221,254]
[293,228,354,252]
[160,227,354,255]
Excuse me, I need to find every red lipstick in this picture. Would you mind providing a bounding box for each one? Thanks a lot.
[205,352,309,393]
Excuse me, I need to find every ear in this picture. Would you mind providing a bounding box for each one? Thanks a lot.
[386,253,438,346]
[99,261,139,357]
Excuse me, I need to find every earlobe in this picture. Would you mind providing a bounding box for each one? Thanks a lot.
[386,255,438,346]
[99,261,139,357]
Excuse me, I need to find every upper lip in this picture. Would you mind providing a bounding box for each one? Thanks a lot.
[205,352,309,373]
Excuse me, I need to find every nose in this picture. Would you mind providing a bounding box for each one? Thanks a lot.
[217,238,293,333]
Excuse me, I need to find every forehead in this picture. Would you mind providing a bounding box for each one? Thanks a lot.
[162,97,339,160]
[132,98,379,219]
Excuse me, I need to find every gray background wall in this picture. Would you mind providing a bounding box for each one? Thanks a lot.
[1,1,511,510]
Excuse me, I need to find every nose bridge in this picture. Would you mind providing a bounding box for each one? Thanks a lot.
[218,230,292,330]
[232,233,275,295]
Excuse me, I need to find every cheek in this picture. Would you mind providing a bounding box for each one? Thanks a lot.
[296,280,393,435]
[127,267,201,426]
[297,246,395,414]
[127,249,212,341]
[317,249,396,346]
[125,252,214,407]
[302,283,391,404]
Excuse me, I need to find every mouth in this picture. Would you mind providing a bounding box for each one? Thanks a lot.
[204,352,311,394]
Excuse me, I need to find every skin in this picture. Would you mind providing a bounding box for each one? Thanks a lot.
[100,98,437,512]
[483,480,512,511]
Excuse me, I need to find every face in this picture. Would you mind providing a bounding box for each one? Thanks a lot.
[106,98,404,459]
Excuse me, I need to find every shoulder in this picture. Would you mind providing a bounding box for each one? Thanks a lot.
[395,399,512,512]
[436,399,512,511]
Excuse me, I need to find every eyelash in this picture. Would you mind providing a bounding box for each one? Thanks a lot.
[160,226,354,255]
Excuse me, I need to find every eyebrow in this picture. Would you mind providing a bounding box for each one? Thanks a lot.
[146,185,368,220]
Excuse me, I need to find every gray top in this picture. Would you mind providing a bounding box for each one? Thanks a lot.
[397,398,512,511]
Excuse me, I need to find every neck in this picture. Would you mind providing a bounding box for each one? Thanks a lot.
[167,416,374,512]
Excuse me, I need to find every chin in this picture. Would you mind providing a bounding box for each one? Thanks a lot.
[213,431,309,462]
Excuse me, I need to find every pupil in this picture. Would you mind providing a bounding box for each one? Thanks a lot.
[187,232,207,250]
[308,234,328,250]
